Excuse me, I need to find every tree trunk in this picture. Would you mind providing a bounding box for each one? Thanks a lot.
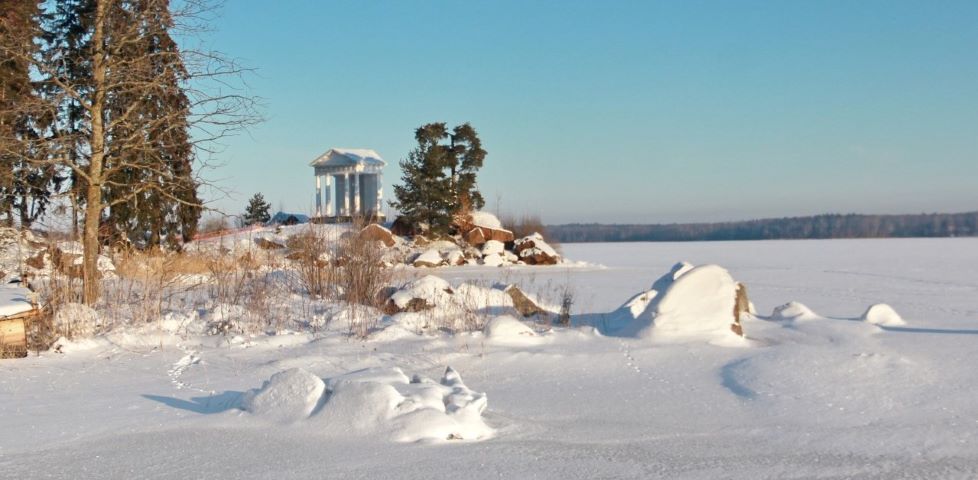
[82,0,108,305]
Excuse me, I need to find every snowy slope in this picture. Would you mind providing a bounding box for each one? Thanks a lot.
[2,238,978,479]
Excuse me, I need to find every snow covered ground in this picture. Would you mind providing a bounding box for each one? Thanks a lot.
[3,238,978,479]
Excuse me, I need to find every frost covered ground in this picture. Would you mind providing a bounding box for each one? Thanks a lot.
[3,238,978,479]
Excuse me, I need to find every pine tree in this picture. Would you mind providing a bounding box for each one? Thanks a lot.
[390,123,454,234]
[448,123,486,211]
[390,122,487,235]
[243,193,271,226]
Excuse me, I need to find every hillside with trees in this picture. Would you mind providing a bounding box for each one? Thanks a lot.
[548,212,978,243]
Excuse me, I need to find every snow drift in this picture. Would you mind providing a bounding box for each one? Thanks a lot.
[861,303,906,326]
[240,366,493,442]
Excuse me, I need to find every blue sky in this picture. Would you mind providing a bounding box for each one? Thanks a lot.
[199,1,978,224]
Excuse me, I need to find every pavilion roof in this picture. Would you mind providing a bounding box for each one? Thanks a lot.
[309,148,386,168]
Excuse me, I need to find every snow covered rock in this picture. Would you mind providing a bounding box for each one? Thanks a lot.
[609,262,745,339]
[240,368,326,423]
[481,240,505,256]
[504,285,551,317]
[771,301,820,321]
[483,315,536,341]
[513,233,560,265]
[861,303,906,326]
[52,303,101,338]
[413,249,444,268]
[445,249,465,266]
[460,212,514,247]
[358,224,396,248]
[652,265,739,336]
[481,253,505,267]
[385,275,453,313]
[469,211,504,230]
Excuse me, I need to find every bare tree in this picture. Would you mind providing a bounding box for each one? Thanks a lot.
[0,0,260,304]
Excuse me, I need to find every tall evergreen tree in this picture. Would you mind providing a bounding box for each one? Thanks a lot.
[0,0,63,228]
[242,193,270,226]
[2,0,259,303]
[447,123,486,211]
[390,122,487,234]
[103,0,200,248]
[390,123,454,234]
[39,0,94,235]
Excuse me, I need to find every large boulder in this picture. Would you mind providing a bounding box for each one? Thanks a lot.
[390,216,422,237]
[464,226,514,247]
[413,249,445,268]
[513,233,560,265]
[359,224,396,247]
[384,275,454,314]
[504,285,549,317]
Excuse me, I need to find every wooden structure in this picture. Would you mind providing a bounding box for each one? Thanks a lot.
[1,283,39,358]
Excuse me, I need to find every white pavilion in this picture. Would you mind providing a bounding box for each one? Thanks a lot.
[310,148,386,221]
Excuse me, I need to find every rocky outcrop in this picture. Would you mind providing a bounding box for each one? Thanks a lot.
[513,233,560,265]
[505,285,549,317]
[359,224,396,247]
[464,226,514,247]
[731,283,750,337]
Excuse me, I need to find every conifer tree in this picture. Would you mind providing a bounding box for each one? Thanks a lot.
[0,0,63,227]
[103,0,200,248]
[242,193,271,226]
[448,123,486,211]
[390,123,454,234]
[1,0,259,303]
[390,122,487,235]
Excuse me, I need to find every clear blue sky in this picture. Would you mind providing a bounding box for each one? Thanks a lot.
[199,0,978,224]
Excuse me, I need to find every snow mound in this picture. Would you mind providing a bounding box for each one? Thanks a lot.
[651,264,738,336]
[240,368,326,423]
[52,303,102,338]
[389,275,453,311]
[481,240,505,256]
[608,262,743,340]
[771,301,820,321]
[483,315,536,342]
[318,366,493,442]
[469,211,503,230]
[413,249,444,268]
[861,303,906,326]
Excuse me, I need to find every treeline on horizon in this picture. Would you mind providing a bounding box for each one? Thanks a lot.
[547,212,978,243]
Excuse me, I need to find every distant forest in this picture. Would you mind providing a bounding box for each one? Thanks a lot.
[548,212,978,243]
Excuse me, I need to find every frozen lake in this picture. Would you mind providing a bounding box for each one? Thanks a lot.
[2,238,977,479]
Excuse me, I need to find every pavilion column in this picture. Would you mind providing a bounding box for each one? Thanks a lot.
[315,174,322,218]
[323,175,333,217]
[343,173,351,216]
[352,172,361,216]
[375,172,383,215]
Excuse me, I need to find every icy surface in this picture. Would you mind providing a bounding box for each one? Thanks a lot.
[3,238,978,479]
